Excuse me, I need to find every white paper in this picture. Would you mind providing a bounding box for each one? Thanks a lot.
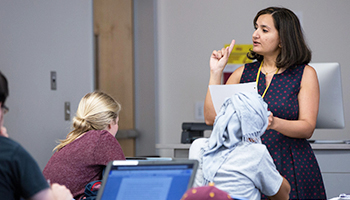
[209,82,257,114]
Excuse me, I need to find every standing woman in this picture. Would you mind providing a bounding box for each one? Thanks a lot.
[43,91,125,200]
[204,7,326,199]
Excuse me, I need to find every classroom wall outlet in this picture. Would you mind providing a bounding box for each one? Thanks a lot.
[195,101,204,120]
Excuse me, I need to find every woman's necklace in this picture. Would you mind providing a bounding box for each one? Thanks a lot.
[262,66,278,75]
[256,62,279,98]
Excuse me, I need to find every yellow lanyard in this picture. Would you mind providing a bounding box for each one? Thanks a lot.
[256,62,279,98]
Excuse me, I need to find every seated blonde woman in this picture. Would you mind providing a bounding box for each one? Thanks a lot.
[189,92,290,200]
[43,91,125,200]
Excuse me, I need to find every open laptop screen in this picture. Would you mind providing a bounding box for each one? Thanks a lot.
[97,160,198,200]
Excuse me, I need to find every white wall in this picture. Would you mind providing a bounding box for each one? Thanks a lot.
[152,0,350,148]
[0,0,94,169]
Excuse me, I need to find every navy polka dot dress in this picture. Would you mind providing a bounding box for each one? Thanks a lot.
[240,62,326,199]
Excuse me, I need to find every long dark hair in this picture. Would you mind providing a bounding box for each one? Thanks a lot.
[247,7,311,68]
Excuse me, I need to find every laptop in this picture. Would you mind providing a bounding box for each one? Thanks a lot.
[96,159,199,200]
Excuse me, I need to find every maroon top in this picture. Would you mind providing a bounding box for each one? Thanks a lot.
[43,130,125,199]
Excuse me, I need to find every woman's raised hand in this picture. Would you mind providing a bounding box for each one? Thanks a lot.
[209,39,235,73]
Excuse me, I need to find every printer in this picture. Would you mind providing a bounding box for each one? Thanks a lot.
[181,122,213,144]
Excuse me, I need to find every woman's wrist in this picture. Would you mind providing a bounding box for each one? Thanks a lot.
[209,70,223,85]
[210,67,224,75]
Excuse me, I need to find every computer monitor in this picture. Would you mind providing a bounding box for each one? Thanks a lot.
[222,62,345,129]
[310,62,345,129]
